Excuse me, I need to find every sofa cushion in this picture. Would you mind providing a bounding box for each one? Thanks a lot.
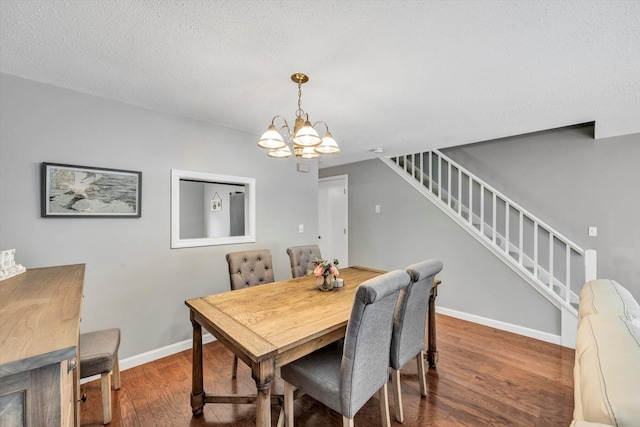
[575,314,640,426]
[578,279,640,322]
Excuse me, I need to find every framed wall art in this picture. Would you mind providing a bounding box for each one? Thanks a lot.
[41,162,142,217]
[210,192,222,212]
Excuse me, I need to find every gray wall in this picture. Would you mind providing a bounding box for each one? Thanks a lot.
[321,124,640,336]
[321,159,560,335]
[0,73,319,359]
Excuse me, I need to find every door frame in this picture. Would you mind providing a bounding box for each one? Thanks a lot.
[318,174,348,267]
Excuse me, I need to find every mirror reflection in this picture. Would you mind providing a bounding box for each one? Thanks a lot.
[171,170,256,248]
[179,180,247,239]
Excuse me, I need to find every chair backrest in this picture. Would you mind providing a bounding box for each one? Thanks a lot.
[390,259,443,370]
[286,245,322,278]
[340,269,411,418]
[226,249,274,290]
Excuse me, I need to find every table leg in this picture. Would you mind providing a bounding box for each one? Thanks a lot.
[252,359,275,427]
[73,356,81,427]
[190,314,205,415]
[427,282,439,368]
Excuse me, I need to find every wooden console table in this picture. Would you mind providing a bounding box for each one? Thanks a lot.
[0,264,85,427]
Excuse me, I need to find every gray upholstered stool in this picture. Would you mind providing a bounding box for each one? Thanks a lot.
[80,328,121,424]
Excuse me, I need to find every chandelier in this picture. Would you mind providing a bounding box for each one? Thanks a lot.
[257,73,340,159]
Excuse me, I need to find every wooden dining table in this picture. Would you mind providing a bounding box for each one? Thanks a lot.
[185,266,442,427]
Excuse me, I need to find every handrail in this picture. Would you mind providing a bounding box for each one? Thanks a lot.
[433,150,584,255]
[387,150,590,311]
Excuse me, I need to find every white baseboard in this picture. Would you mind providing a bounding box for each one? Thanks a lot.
[80,333,216,384]
[82,309,563,384]
[436,306,562,346]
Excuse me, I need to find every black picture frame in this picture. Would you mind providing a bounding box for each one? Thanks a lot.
[41,162,142,218]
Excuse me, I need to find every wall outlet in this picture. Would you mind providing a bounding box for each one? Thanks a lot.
[588,226,597,237]
[375,204,380,213]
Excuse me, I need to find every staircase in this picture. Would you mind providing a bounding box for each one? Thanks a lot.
[382,150,597,347]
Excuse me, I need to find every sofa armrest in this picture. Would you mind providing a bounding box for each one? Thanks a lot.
[579,279,640,321]
[575,314,640,426]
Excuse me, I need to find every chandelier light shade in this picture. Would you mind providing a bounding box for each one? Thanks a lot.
[257,73,340,159]
[315,131,340,154]
[267,145,293,158]
[298,146,319,159]
[257,124,286,149]
[292,120,322,147]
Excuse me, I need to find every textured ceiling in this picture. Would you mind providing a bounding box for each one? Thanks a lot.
[1,1,639,167]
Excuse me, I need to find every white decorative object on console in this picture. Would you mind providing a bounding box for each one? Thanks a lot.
[0,249,26,281]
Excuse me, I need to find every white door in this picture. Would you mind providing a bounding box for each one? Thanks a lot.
[318,175,348,267]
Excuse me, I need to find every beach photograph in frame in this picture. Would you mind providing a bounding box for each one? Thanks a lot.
[41,162,142,217]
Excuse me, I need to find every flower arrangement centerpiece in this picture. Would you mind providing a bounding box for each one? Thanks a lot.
[308,258,339,291]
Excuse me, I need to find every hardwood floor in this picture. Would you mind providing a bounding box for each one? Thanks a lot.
[79,314,575,426]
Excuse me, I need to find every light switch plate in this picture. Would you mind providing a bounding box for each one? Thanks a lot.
[299,224,304,233]
[588,226,597,237]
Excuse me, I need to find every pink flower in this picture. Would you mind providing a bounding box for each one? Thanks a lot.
[329,265,339,277]
[313,265,325,278]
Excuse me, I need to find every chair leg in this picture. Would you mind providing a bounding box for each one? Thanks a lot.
[232,355,238,378]
[417,350,427,397]
[391,368,403,423]
[276,406,285,427]
[342,416,354,427]
[284,381,295,427]
[100,372,112,424]
[379,382,391,427]
[112,357,121,390]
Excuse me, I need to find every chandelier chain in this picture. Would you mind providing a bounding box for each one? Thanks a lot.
[296,82,304,118]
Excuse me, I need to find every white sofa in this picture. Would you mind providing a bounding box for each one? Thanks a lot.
[571,279,640,427]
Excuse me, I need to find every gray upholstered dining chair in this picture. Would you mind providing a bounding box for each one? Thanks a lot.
[281,269,411,427]
[286,245,322,278]
[389,259,443,423]
[225,249,275,377]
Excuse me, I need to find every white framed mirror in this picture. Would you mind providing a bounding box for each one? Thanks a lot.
[171,169,256,248]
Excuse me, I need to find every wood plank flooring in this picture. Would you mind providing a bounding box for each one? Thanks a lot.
[79,314,575,426]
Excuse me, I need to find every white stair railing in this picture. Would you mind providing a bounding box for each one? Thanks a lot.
[383,150,596,316]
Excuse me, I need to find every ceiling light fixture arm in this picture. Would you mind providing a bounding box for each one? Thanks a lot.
[312,120,330,134]
[269,115,291,134]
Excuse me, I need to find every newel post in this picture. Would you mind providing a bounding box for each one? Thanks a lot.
[585,249,597,282]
